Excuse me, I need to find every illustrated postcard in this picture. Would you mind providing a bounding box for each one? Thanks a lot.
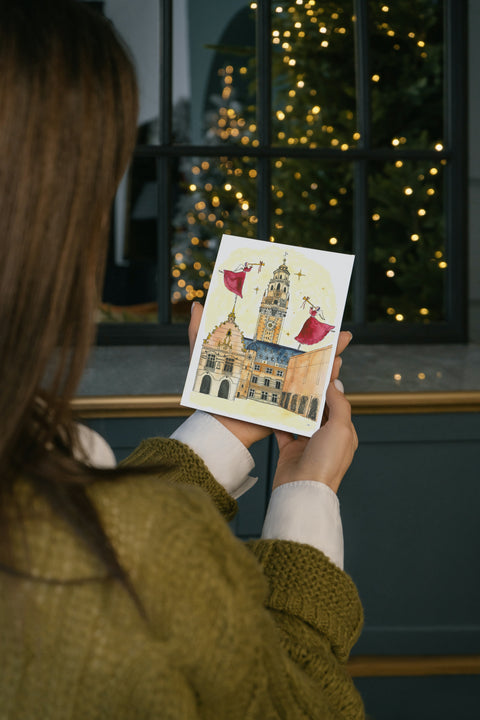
[181,235,354,437]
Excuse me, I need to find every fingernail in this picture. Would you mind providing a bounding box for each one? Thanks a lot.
[191,301,197,314]
[338,357,343,368]
[334,379,344,393]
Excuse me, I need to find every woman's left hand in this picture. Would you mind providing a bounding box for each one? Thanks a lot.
[188,302,352,449]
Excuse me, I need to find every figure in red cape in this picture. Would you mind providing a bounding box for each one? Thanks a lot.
[295,296,335,347]
[221,260,264,299]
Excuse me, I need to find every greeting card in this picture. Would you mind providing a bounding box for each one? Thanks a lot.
[181,235,354,437]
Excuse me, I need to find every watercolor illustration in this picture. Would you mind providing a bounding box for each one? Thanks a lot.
[181,235,354,436]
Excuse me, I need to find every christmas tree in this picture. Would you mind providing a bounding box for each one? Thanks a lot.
[171,0,445,327]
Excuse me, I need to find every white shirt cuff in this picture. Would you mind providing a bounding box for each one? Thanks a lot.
[75,424,117,468]
[261,481,344,569]
[170,411,257,499]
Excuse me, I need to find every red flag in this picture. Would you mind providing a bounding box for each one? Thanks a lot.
[295,308,334,345]
[223,264,252,298]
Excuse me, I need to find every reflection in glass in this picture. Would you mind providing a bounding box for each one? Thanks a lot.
[100,0,160,143]
[173,1,256,145]
[100,157,159,323]
[271,158,354,321]
[271,0,357,149]
[368,158,446,323]
[271,159,353,252]
[171,156,258,323]
[369,0,444,149]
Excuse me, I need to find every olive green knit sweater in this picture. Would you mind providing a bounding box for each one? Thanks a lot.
[0,438,364,719]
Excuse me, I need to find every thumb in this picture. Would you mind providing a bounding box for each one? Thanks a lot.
[274,429,295,452]
[324,379,358,452]
[188,301,203,358]
[325,378,352,424]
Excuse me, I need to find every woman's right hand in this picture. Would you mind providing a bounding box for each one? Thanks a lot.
[272,380,358,494]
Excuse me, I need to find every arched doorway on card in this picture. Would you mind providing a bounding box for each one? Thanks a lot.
[308,397,319,421]
[199,374,212,394]
[218,379,230,399]
[298,395,308,415]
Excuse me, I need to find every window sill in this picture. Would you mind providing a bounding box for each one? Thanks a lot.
[78,343,480,397]
[73,343,480,417]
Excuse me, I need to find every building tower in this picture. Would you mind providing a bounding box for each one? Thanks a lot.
[254,255,290,343]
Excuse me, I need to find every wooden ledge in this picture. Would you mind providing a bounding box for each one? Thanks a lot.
[348,391,480,414]
[347,654,480,677]
[72,391,480,418]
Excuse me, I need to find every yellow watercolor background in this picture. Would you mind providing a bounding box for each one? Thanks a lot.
[204,243,338,347]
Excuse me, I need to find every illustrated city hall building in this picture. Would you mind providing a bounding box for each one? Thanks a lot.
[193,259,332,422]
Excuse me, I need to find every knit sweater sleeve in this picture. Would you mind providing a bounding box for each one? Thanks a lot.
[89,473,364,720]
[119,437,238,521]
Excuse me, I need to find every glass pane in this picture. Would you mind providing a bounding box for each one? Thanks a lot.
[369,0,444,149]
[367,158,447,323]
[270,159,354,252]
[271,0,357,149]
[173,1,257,145]
[271,158,354,322]
[99,0,160,143]
[100,157,159,323]
[171,156,258,323]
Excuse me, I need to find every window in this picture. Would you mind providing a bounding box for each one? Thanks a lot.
[249,388,256,398]
[272,393,278,403]
[261,391,268,400]
[265,367,273,374]
[264,377,270,386]
[276,370,284,377]
[275,380,281,389]
[223,357,234,372]
[206,353,216,369]
[96,0,466,344]
[252,375,258,383]
[254,364,261,371]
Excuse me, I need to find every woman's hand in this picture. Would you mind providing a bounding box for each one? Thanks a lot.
[272,380,358,494]
[188,301,354,451]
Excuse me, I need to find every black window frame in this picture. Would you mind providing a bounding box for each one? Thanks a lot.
[97,0,468,346]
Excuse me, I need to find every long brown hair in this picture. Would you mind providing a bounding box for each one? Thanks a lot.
[0,0,142,604]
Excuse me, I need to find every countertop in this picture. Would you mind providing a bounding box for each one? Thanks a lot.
[77,343,480,397]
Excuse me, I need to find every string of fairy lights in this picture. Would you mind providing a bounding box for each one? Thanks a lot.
[171,0,446,325]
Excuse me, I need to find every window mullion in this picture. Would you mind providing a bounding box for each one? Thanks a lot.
[257,0,272,242]
[352,0,371,326]
[444,0,468,335]
[158,0,173,324]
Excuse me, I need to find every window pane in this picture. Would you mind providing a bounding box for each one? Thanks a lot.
[173,1,256,145]
[369,0,444,149]
[271,0,357,149]
[367,158,447,323]
[100,157,159,323]
[171,156,258,323]
[271,158,354,253]
[100,0,160,143]
[271,158,354,322]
